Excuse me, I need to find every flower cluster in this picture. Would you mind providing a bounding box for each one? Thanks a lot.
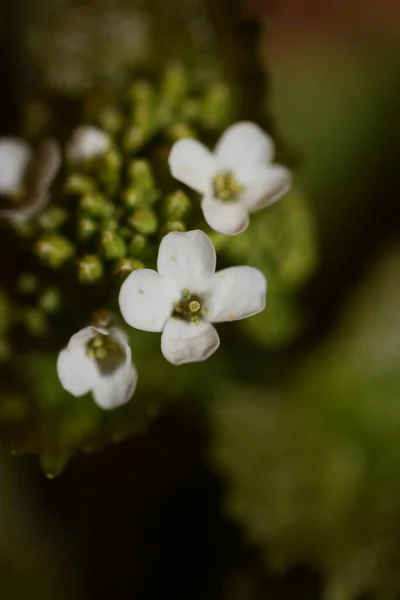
[1,84,291,412]
[0,66,291,418]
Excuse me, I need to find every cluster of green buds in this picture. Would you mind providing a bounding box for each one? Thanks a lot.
[26,64,233,297]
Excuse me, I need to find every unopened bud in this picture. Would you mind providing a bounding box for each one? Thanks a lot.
[35,234,75,269]
[38,206,68,231]
[201,83,232,130]
[39,287,61,313]
[17,273,39,294]
[161,220,186,235]
[128,209,158,235]
[102,217,119,231]
[127,81,154,104]
[80,192,114,219]
[122,187,145,208]
[129,234,147,256]
[12,220,35,239]
[162,63,188,100]
[128,159,154,190]
[64,173,95,195]
[181,99,200,122]
[123,126,146,153]
[78,255,104,284]
[92,308,114,328]
[97,148,122,192]
[24,308,47,336]
[97,106,124,134]
[132,103,154,134]
[167,122,196,142]
[78,217,98,241]
[113,258,144,280]
[164,190,191,220]
[101,230,127,259]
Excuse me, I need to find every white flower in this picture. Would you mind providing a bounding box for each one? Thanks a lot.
[66,126,111,162]
[168,121,292,236]
[119,229,267,365]
[0,137,60,221]
[57,325,138,410]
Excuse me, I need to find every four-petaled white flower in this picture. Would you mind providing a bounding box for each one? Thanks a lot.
[168,121,292,236]
[66,126,111,162]
[119,230,266,365]
[0,137,60,221]
[57,325,138,409]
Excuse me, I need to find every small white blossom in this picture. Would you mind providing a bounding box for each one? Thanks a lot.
[57,325,138,410]
[168,121,292,236]
[66,126,111,162]
[119,230,267,365]
[0,137,60,221]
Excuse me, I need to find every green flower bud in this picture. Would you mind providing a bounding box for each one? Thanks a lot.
[164,190,191,220]
[64,173,95,195]
[78,255,104,284]
[113,258,144,281]
[123,126,146,153]
[23,308,47,336]
[78,217,98,241]
[97,148,122,192]
[161,220,186,235]
[35,234,75,269]
[17,273,39,294]
[167,122,196,142]
[156,101,175,128]
[12,220,36,239]
[201,83,232,130]
[101,230,127,259]
[132,103,154,134]
[102,217,119,231]
[122,187,145,208]
[128,209,158,235]
[38,206,68,231]
[127,81,154,104]
[39,287,61,313]
[120,226,134,240]
[162,63,188,100]
[80,192,114,219]
[97,106,124,134]
[181,99,200,122]
[129,234,147,256]
[128,159,154,190]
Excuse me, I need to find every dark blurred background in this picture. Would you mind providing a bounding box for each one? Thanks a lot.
[0,1,400,599]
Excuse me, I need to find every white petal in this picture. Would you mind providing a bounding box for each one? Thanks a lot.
[168,139,215,194]
[205,266,267,323]
[57,337,98,397]
[119,268,180,332]
[201,197,249,236]
[0,138,61,222]
[0,138,32,194]
[215,122,275,170]
[161,318,220,365]
[157,230,216,291]
[66,126,111,162]
[238,164,292,212]
[92,359,138,410]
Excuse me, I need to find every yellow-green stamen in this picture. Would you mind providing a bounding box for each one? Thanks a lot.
[212,170,244,202]
[86,334,125,373]
[172,289,206,324]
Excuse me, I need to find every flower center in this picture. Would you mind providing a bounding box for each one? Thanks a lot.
[172,289,206,325]
[86,334,125,373]
[212,170,244,202]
